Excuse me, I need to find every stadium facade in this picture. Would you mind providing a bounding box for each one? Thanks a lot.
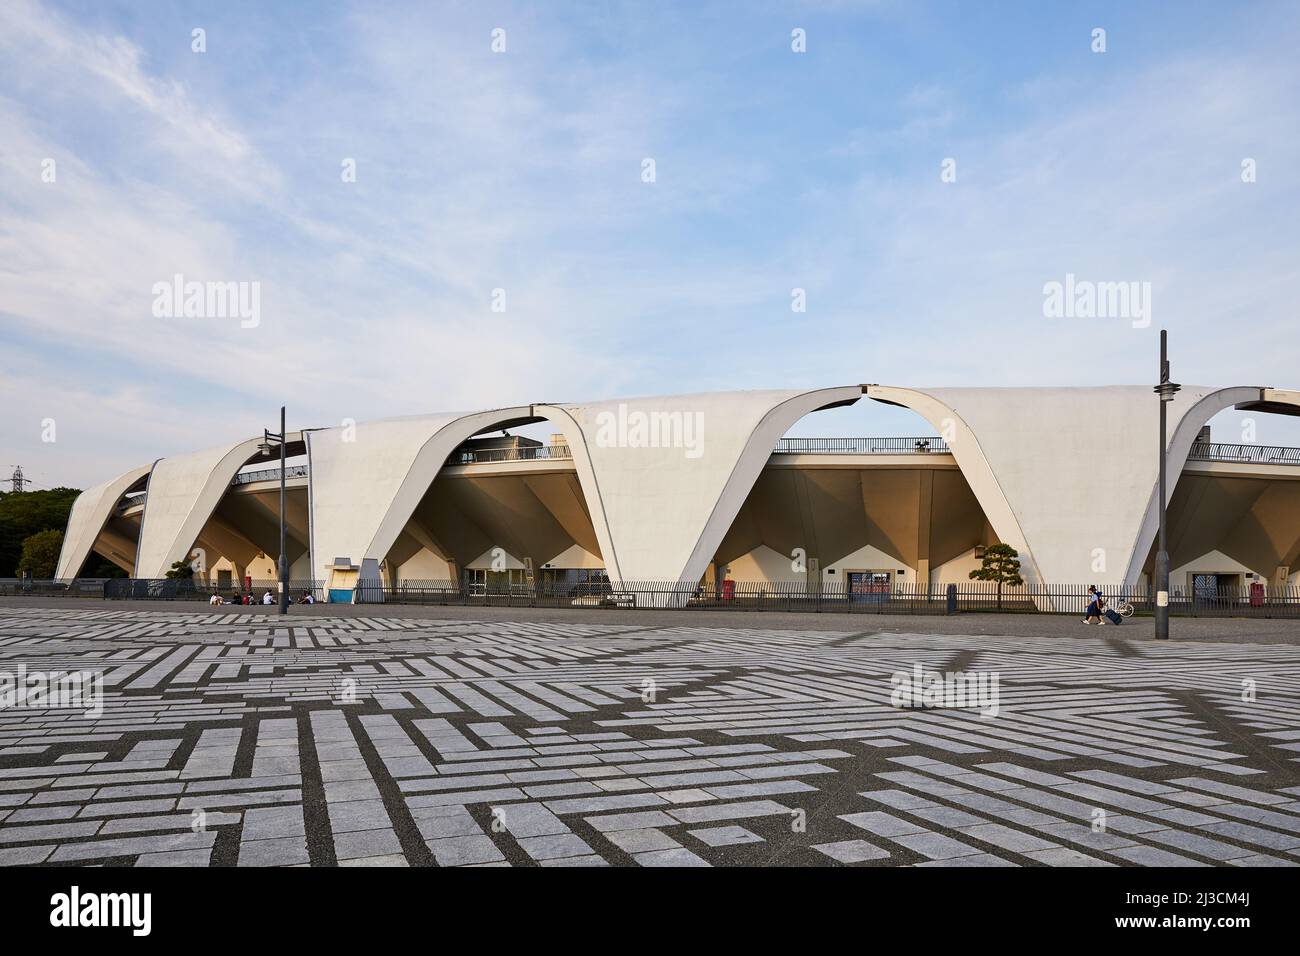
[56,385,1300,601]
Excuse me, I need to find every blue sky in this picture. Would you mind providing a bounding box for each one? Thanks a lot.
[3,0,1299,487]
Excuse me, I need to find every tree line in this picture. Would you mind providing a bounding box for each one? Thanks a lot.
[0,488,124,579]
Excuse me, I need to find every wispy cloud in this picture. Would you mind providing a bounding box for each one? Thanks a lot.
[2,0,1299,486]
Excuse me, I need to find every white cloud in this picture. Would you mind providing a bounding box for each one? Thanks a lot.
[3,0,1300,486]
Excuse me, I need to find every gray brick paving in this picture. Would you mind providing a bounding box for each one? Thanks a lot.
[2,605,1300,866]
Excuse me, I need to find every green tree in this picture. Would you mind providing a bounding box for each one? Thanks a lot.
[0,487,125,578]
[968,543,1024,609]
[165,559,195,579]
[16,528,63,579]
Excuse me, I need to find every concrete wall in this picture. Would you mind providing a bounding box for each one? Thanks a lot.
[1169,550,1263,594]
[824,544,916,586]
[932,547,987,585]
[544,543,603,570]
[395,547,455,582]
[723,544,798,582]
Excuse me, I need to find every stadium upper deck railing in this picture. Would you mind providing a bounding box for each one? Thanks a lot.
[105,437,1300,517]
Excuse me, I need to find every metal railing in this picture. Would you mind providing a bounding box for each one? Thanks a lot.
[89,435,1300,522]
[1187,441,1300,465]
[8,577,1300,617]
[114,493,147,515]
[232,464,309,485]
[0,578,115,598]
[449,444,573,465]
[97,578,325,603]
[772,437,951,454]
[314,579,1300,618]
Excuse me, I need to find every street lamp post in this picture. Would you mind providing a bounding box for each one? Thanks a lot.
[261,406,290,615]
[1153,331,1180,640]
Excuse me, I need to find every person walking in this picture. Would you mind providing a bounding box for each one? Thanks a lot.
[1084,585,1104,625]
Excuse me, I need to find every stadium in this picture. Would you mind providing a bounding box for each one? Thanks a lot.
[55,384,1300,606]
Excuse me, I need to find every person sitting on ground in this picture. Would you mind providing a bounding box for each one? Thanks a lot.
[299,591,315,605]
[209,593,223,606]
[262,590,275,605]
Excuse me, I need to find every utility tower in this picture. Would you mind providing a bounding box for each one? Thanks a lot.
[9,465,33,493]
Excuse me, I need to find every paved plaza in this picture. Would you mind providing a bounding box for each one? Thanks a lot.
[2,605,1300,867]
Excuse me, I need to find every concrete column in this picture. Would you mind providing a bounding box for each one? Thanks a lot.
[917,470,934,590]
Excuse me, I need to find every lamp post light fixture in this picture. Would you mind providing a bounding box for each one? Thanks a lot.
[1153,331,1180,640]
[260,406,290,615]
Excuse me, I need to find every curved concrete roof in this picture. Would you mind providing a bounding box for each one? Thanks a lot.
[1123,386,1263,583]
[539,387,861,584]
[60,383,1300,589]
[134,433,302,578]
[55,463,152,579]
[308,407,558,582]
[307,388,861,586]
[868,384,1270,585]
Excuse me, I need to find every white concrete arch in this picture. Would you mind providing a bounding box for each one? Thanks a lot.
[314,406,606,583]
[55,463,152,579]
[1123,385,1280,584]
[134,434,302,578]
[866,385,1040,582]
[539,386,862,586]
[869,384,1266,587]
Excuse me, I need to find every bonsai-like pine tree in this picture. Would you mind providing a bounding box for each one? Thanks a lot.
[165,559,195,580]
[969,543,1024,609]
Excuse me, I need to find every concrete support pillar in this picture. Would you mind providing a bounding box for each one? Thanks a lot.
[917,470,934,591]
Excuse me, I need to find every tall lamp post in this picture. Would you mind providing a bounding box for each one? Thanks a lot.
[260,406,290,615]
[1153,331,1180,639]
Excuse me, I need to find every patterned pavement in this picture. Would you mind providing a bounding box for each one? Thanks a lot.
[2,606,1300,867]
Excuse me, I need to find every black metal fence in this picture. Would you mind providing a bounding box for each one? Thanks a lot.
[231,464,310,486]
[1187,441,1300,464]
[773,436,951,455]
[449,444,573,465]
[0,578,113,598]
[332,579,1300,618]
[0,578,328,603]
[98,579,326,603]
[5,578,1299,618]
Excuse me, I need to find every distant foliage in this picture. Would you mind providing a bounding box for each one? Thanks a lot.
[0,488,124,578]
[17,528,64,579]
